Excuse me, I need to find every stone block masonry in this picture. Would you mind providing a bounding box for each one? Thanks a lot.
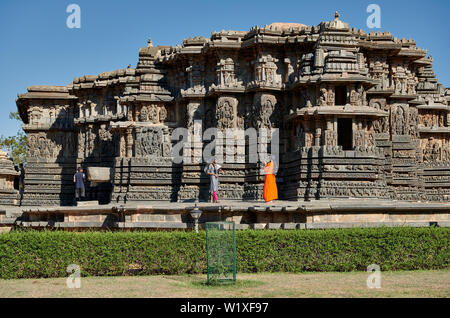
[9,200,450,231]
[15,12,450,207]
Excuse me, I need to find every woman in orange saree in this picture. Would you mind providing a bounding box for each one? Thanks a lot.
[263,155,278,202]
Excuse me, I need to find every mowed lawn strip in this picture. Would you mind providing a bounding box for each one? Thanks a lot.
[0,270,448,298]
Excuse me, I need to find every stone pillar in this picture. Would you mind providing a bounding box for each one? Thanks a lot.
[314,127,322,146]
[126,127,133,158]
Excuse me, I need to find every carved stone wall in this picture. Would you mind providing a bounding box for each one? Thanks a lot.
[16,14,450,204]
[0,151,20,206]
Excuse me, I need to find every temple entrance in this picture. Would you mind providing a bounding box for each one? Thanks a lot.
[335,86,347,105]
[337,118,353,150]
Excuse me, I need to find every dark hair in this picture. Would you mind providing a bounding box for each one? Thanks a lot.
[78,167,83,172]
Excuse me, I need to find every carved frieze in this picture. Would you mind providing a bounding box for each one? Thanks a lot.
[135,127,163,157]
[249,93,278,129]
[27,132,73,158]
[216,96,237,129]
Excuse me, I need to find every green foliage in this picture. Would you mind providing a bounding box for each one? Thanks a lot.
[0,112,27,164]
[0,227,448,279]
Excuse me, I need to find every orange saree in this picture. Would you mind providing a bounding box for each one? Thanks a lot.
[263,161,278,202]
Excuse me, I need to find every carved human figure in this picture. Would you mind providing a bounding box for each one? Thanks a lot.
[327,88,335,106]
[373,119,381,133]
[354,122,365,147]
[319,88,327,106]
[159,106,167,122]
[28,135,37,157]
[423,138,434,162]
[395,78,401,94]
[261,99,274,128]
[324,129,337,146]
[350,89,359,106]
[216,99,235,129]
[432,142,440,161]
[408,107,418,138]
[148,105,158,123]
[137,128,162,157]
[139,106,148,121]
[394,106,406,135]
[401,78,407,94]
[442,141,450,161]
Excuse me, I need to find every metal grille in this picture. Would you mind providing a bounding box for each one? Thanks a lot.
[206,221,236,284]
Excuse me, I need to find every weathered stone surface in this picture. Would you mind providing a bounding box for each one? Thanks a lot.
[14,12,450,207]
[86,167,111,182]
[4,199,447,230]
[0,151,19,206]
[76,200,99,207]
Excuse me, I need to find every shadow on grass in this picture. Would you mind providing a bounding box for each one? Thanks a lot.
[167,276,265,290]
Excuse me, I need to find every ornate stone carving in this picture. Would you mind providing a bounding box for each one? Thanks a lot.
[350,88,360,106]
[392,105,408,135]
[319,87,328,106]
[216,97,237,129]
[15,16,450,205]
[423,137,440,163]
[159,106,167,122]
[249,93,278,129]
[327,88,335,106]
[27,133,64,158]
[135,127,163,157]
[324,129,337,146]
[253,54,281,87]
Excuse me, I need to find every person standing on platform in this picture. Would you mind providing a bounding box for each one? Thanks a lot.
[73,167,86,203]
[263,155,278,203]
[205,158,222,203]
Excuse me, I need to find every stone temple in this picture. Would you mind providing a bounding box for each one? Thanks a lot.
[13,13,450,223]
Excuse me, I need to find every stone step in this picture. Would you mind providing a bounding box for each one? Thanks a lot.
[76,201,99,207]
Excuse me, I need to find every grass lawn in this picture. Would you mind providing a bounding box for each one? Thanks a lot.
[0,270,448,298]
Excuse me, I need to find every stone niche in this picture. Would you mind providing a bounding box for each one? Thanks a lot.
[0,151,20,206]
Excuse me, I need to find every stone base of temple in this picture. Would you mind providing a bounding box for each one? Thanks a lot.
[1,199,447,231]
[0,190,20,206]
[0,226,13,233]
[0,207,16,232]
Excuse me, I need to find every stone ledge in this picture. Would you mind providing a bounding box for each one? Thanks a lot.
[0,217,18,225]
[235,224,250,230]
[76,201,100,207]
[304,221,442,229]
[0,226,12,233]
[14,220,449,230]
[117,222,187,229]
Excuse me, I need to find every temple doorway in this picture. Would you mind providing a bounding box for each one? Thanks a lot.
[337,118,353,150]
[335,86,347,105]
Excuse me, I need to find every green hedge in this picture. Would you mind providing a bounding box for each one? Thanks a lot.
[0,227,448,279]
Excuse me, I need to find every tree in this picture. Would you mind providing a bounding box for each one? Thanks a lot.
[0,112,27,164]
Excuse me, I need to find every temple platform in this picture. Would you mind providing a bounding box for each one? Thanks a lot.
[0,199,449,231]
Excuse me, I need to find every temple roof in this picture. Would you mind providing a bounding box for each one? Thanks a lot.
[266,22,307,31]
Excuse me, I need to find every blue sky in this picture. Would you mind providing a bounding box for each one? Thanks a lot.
[0,0,449,138]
